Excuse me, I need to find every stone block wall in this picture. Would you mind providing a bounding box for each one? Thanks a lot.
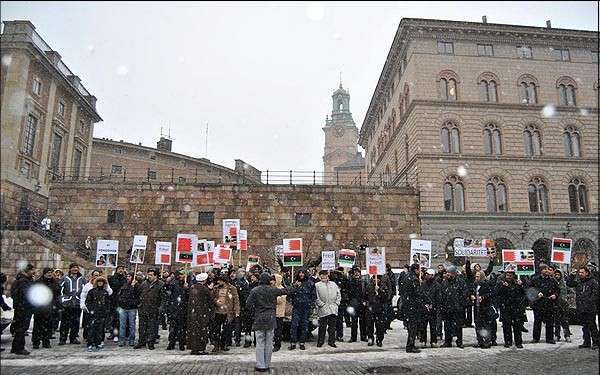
[48,182,419,269]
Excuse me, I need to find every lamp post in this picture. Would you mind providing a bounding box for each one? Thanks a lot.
[563,222,572,238]
[520,221,530,248]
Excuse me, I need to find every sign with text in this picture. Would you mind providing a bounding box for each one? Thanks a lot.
[321,251,336,271]
[176,234,197,263]
[239,230,248,251]
[453,238,490,257]
[154,241,172,265]
[502,249,535,276]
[410,239,432,268]
[551,238,572,264]
[133,235,148,250]
[96,240,119,268]
[223,219,240,250]
[366,247,386,275]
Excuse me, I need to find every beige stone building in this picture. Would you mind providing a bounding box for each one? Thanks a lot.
[1,21,102,225]
[358,18,599,265]
[90,136,262,185]
[322,83,365,184]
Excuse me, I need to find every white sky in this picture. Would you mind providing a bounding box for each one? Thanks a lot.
[2,1,597,172]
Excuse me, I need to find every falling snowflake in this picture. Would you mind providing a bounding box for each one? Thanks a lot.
[1,54,12,66]
[26,284,52,308]
[456,165,467,177]
[541,104,556,118]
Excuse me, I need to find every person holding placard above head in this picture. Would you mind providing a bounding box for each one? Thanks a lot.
[364,273,389,348]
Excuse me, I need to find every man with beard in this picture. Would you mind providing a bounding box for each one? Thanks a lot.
[288,268,316,350]
[32,268,60,349]
[439,265,469,348]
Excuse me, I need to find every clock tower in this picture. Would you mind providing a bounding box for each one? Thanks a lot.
[322,81,364,184]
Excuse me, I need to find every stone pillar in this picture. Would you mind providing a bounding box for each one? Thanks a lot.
[63,102,78,174]
[84,123,94,178]
[38,78,58,192]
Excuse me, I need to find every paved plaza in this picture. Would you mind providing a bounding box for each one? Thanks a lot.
[1,311,598,375]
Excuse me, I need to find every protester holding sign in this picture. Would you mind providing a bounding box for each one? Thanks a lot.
[528,264,560,344]
[288,269,316,350]
[364,274,389,347]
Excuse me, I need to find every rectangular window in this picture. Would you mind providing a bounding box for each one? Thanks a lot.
[148,170,157,180]
[592,51,599,63]
[50,133,62,173]
[517,46,533,59]
[111,165,122,174]
[72,149,82,180]
[58,101,65,116]
[198,211,214,226]
[477,44,493,56]
[295,213,312,227]
[20,160,31,178]
[32,77,42,95]
[107,210,124,224]
[178,176,186,183]
[22,115,37,156]
[554,48,570,61]
[437,41,454,54]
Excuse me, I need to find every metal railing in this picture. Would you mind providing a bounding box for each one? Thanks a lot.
[46,167,406,187]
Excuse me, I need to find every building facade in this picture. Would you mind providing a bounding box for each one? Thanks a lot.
[358,18,599,265]
[90,136,262,185]
[1,21,102,226]
[322,83,365,184]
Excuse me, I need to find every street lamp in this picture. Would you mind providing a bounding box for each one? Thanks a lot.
[520,221,530,247]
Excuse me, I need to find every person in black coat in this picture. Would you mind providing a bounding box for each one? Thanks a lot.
[400,264,424,353]
[471,271,497,348]
[10,264,36,355]
[330,267,349,341]
[246,272,293,372]
[529,264,560,344]
[418,268,440,347]
[32,268,60,349]
[287,268,315,350]
[363,274,389,347]
[347,267,367,342]
[85,276,111,351]
[383,264,397,330]
[566,266,599,349]
[135,269,164,350]
[496,268,526,348]
[116,273,140,346]
[107,266,127,339]
[233,269,252,347]
[164,270,189,351]
[439,265,469,348]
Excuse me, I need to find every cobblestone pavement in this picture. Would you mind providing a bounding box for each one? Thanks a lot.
[1,311,598,375]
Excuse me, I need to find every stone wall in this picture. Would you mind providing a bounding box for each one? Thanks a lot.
[47,182,419,269]
[1,179,48,228]
[1,230,95,292]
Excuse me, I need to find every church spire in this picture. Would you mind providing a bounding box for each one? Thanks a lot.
[339,71,343,89]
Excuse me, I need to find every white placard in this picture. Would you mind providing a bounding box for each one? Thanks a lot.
[133,235,148,249]
[410,239,432,268]
[154,241,172,265]
[321,251,336,271]
[410,239,432,252]
[96,240,119,268]
[223,219,240,250]
[366,247,386,275]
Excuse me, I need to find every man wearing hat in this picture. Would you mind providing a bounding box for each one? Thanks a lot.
[439,265,469,348]
[496,265,526,348]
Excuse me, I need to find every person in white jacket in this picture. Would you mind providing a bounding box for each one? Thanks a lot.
[314,270,341,348]
[80,270,112,342]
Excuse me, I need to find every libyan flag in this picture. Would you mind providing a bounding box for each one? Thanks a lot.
[283,251,303,266]
[339,250,356,267]
[516,262,535,275]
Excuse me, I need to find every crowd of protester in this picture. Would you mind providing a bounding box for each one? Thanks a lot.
[1,255,598,372]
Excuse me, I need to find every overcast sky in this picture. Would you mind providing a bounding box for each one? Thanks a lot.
[2,1,597,173]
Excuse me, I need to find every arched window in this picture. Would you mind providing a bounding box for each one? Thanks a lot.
[441,122,460,154]
[439,78,457,101]
[523,124,542,156]
[443,175,465,212]
[479,79,498,102]
[486,176,508,212]
[528,177,549,213]
[483,123,502,155]
[563,126,581,157]
[568,178,588,213]
[557,77,577,106]
[518,75,538,104]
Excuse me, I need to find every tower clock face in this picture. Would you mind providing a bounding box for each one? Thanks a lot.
[334,126,345,138]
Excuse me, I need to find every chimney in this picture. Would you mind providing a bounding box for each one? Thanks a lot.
[546,20,552,28]
[157,137,172,152]
[482,16,487,24]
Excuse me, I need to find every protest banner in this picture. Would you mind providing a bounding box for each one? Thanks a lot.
[193,251,213,267]
[410,239,432,268]
[223,219,240,250]
[551,237,572,264]
[453,238,490,257]
[176,234,197,263]
[502,249,535,276]
[133,235,148,249]
[154,241,172,265]
[321,251,336,271]
[96,239,119,268]
[246,254,260,271]
[338,249,356,268]
[366,247,386,275]
[130,235,148,264]
[214,245,232,264]
[239,230,248,251]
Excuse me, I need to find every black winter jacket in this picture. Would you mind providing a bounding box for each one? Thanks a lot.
[439,276,469,314]
[566,274,599,314]
[11,272,33,313]
[85,287,110,317]
[117,282,140,310]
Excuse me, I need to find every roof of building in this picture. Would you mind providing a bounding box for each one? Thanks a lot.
[334,153,365,171]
